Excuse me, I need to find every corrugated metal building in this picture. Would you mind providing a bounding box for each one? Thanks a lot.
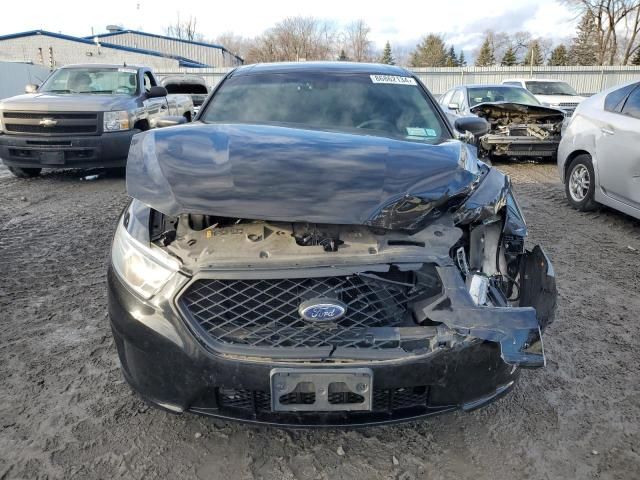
[88,30,242,67]
[0,29,242,70]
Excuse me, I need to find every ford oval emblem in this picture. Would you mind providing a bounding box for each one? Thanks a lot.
[298,298,347,322]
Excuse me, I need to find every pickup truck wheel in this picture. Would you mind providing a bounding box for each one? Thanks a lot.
[565,155,597,211]
[8,167,42,178]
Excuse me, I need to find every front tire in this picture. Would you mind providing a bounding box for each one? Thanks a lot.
[8,167,41,178]
[565,154,597,211]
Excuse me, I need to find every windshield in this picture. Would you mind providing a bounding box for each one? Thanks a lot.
[467,86,541,107]
[40,68,138,95]
[202,72,448,143]
[525,81,578,96]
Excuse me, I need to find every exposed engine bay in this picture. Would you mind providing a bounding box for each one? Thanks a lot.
[470,103,564,159]
[129,167,556,367]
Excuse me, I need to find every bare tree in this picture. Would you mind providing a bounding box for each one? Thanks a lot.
[245,17,336,63]
[565,1,640,65]
[213,32,252,59]
[344,20,373,62]
[165,13,203,42]
[622,5,640,63]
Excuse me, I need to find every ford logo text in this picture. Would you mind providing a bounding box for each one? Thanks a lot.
[298,298,347,322]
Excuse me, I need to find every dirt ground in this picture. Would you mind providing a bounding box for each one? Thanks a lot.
[0,161,638,480]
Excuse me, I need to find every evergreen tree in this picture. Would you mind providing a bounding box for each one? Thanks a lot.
[380,41,394,65]
[446,45,458,66]
[501,46,517,66]
[548,44,569,66]
[410,34,448,67]
[475,37,495,66]
[338,49,349,61]
[568,13,598,65]
[632,48,640,65]
[523,40,543,66]
[458,50,467,67]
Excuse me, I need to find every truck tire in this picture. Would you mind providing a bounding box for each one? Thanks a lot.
[8,167,42,178]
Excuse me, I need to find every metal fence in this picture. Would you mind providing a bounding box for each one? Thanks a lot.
[156,65,640,96]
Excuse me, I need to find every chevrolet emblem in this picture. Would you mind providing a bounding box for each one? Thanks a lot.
[39,118,58,127]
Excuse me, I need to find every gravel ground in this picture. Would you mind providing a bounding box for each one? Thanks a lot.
[0,161,639,480]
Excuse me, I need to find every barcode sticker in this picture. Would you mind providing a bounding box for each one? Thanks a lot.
[370,75,417,86]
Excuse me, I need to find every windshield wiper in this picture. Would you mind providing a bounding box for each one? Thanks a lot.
[79,90,114,94]
[45,89,71,93]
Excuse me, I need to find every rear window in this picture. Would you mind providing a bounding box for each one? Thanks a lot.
[604,83,639,112]
[621,85,640,119]
[202,72,449,144]
[525,81,577,96]
[164,83,208,94]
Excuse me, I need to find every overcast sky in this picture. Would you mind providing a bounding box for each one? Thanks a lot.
[0,0,579,53]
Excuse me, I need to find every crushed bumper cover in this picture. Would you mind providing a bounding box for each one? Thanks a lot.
[107,242,556,426]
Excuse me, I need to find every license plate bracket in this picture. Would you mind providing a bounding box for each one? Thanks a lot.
[39,151,65,164]
[270,368,373,412]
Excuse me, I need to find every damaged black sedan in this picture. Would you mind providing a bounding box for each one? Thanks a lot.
[108,62,557,427]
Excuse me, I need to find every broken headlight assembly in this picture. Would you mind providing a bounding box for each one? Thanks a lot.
[103,110,131,132]
[111,220,179,299]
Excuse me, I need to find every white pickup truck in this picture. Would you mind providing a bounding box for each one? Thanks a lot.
[0,64,193,177]
[502,78,586,117]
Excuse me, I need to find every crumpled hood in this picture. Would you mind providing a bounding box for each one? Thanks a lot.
[0,93,134,112]
[126,123,480,231]
[470,102,565,123]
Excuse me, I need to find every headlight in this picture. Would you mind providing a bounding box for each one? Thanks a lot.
[111,220,179,299]
[103,110,131,132]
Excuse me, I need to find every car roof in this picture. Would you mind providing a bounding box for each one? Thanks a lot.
[447,84,528,90]
[59,63,144,70]
[231,61,412,76]
[502,78,567,83]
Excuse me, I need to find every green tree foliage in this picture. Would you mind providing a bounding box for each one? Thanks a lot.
[523,40,543,66]
[380,41,394,65]
[568,13,598,66]
[446,45,458,66]
[548,44,569,66]
[475,37,495,66]
[458,50,467,67]
[501,46,517,66]
[338,49,349,61]
[410,34,448,67]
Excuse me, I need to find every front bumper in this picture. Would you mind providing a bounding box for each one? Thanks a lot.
[107,245,556,426]
[480,135,560,158]
[0,130,139,169]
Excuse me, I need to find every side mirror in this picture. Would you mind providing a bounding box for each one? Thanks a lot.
[25,84,39,94]
[156,116,187,128]
[146,86,168,98]
[454,116,490,137]
[447,103,460,112]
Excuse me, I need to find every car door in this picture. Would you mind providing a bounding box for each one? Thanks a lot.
[439,89,457,123]
[595,83,640,208]
[142,71,168,127]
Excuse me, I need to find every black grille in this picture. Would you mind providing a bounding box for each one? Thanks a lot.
[179,273,426,351]
[5,124,97,134]
[3,112,97,120]
[2,111,98,136]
